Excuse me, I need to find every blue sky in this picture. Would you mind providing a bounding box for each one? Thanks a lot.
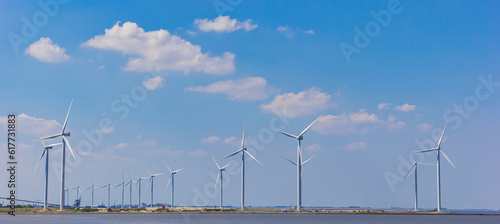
[1,0,499,210]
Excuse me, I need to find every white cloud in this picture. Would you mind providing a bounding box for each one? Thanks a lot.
[223,137,238,144]
[83,22,235,75]
[419,123,433,132]
[306,144,321,152]
[0,113,61,135]
[25,37,70,63]
[113,143,128,149]
[185,77,273,101]
[277,25,294,38]
[195,16,257,33]
[378,103,391,110]
[136,134,143,140]
[304,30,315,35]
[260,88,332,118]
[101,126,114,134]
[313,109,405,134]
[346,142,367,151]
[143,76,166,90]
[201,136,220,143]
[98,65,106,69]
[187,149,207,156]
[394,103,416,112]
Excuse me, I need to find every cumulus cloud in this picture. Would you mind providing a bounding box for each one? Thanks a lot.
[143,76,166,90]
[313,109,405,134]
[346,142,367,151]
[25,37,70,63]
[0,113,61,135]
[195,16,257,33]
[277,25,294,38]
[306,144,321,152]
[185,77,273,101]
[201,136,220,143]
[83,22,235,75]
[260,88,332,118]
[378,103,392,110]
[304,30,315,35]
[394,103,416,112]
[224,137,238,144]
[113,143,128,149]
[101,126,114,134]
[187,149,207,156]
[419,123,433,132]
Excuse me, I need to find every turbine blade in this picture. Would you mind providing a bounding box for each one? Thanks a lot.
[173,168,183,173]
[33,149,47,175]
[302,155,317,166]
[212,157,221,169]
[270,128,298,139]
[153,173,163,177]
[440,151,457,170]
[416,162,435,166]
[437,121,448,148]
[166,175,172,190]
[283,157,297,166]
[163,161,172,173]
[403,163,416,180]
[34,133,61,142]
[299,114,323,138]
[244,150,264,166]
[241,122,246,149]
[62,99,74,133]
[220,164,230,170]
[214,172,220,188]
[411,148,437,154]
[221,149,242,161]
[145,178,151,189]
[33,127,47,147]
[63,136,77,162]
[46,143,63,148]
[146,167,152,176]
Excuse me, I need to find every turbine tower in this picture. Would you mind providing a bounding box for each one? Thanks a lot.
[271,115,322,211]
[164,161,183,208]
[136,176,148,208]
[403,155,434,211]
[114,173,126,208]
[84,178,98,208]
[33,127,62,210]
[124,172,136,208]
[72,182,81,207]
[412,121,457,212]
[146,168,162,208]
[35,99,77,210]
[100,179,114,208]
[213,157,229,209]
[222,123,263,210]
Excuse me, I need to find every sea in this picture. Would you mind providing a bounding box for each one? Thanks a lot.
[2,213,500,224]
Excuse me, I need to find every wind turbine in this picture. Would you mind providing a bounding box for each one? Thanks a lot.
[100,179,114,208]
[136,176,148,208]
[213,157,229,209]
[71,182,81,207]
[64,186,70,207]
[411,121,457,212]
[35,99,76,210]
[84,177,98,208]
[146,168,162,208]
[222,123,263,210]
[403,155,434,211]
[164,161,183,208]
[124,172,136,208]
[114,173,126,208]
[33,127,62,210]
[271,115,322,211]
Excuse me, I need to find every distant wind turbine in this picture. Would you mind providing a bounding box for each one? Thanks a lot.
[114,173,126,208]
[136,176,148,208]
[271,115,322,211]
[146,167,163,208]
[411,121,457,212]
[222,123,263,210]
[213,157,229,209]
[32,127,62,210]
[164,161,183,208]
[84,177,98,208]
[403,155,434,211]
[35,99,77,210]
[100,179,114,208]
[124,172,136,208]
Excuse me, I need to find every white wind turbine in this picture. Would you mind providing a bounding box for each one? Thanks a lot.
[403,155,434,211]
[164,161,183,208]
[33,127,62,210]
[100,179,114,208]
[213,157,229,209]
[412,121,457,212]
[222,123,263,210]
[136,176,148,208]
[146,168,163,208]
[271,115,322,211]
[35,99,77,210]
[124,172,136,208]
[71,182,82,207]
[114,173,126,208]
[84,177,98,208]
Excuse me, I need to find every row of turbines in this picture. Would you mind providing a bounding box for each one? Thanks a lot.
[33,100,457,212]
